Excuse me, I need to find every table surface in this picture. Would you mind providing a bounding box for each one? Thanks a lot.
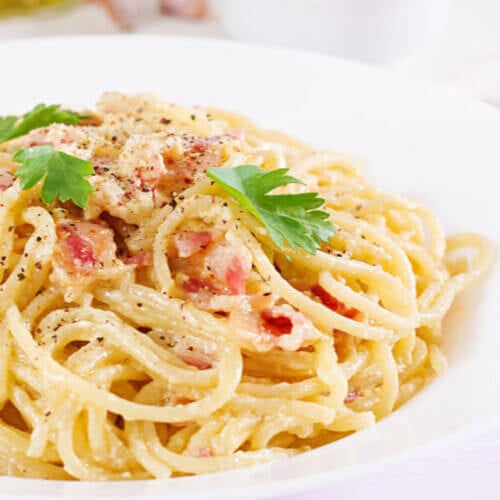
[1,1,499,499]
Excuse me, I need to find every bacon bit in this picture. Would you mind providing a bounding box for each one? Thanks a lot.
[182,277,219,294]
[256,304,317,350]
[312,285,358,319]
[182,277,204,293]
[123,252,153,268]
[172,231,212,258]
[194,447,213,458]
[178,352,213,370]
[203,242,252,295]
[0,168,14,191]
[344,389,360,403]
[170,232,251,298]
[192,138,209,153]
[161,134,226,195]
[261,310,293,336]
[57,223,98,272]
[54,220,116,280]
[191,134,242,153]
[62,233,97,270]
[225,255,248,295]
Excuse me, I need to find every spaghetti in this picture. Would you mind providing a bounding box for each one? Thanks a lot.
[0,93,492,480]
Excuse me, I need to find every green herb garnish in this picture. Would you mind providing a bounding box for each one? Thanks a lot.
[13,145,94,208]
[207,165,334,254]
[0,103,86,144]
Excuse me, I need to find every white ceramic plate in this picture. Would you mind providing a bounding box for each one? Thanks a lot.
[1,35,499,499]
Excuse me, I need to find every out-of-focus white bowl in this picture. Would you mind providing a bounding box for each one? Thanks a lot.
[213,0,450,64]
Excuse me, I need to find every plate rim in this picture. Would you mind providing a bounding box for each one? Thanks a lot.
[0,33,499,499]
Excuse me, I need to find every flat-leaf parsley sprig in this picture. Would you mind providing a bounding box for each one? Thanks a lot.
[13,145,94,208]
[207,165,334,255]
[0,103,86,144]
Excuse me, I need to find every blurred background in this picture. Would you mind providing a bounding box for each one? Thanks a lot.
[0,0,500,106]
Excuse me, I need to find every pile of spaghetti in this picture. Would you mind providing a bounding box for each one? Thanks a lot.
[0,93,492,480]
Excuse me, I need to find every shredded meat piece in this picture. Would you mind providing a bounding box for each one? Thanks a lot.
[171,231,252,298]
[171,231,212,258]
[312,285,359,319]
[53,220,117,285]
[260,310,293,336]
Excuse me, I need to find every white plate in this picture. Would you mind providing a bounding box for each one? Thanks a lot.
[1,35,499,499]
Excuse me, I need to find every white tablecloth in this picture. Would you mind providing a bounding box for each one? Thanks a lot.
[0,2,499,499]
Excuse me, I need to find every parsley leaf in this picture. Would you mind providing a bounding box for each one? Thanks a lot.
[0,103,85,144]
[207,165,334,254]
[13,145,94,208]
[0,116,18,143]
